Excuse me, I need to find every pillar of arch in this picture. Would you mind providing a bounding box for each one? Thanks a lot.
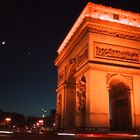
[75,75,86,130]
[55,2,140,132]
[64,63,76,129]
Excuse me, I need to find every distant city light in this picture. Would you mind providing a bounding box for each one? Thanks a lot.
[42,107,47,118]
[0,130,13,134]
[36,122,40,127]
[38,120,44,123]
[2,41,5,45]
[5,117,11,122]
[57,133,75,136]
[27,51,31,55]
[36,119,44,127]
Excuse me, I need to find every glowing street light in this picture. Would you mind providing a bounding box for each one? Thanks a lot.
[38,120,44,123]
[5,117,11,122]
[36,119,44,127]
[2,41,6,45]
[42,108,47,118]
[4,117,11,128]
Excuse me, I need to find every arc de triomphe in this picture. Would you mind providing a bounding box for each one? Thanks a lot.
[55,2,140,131]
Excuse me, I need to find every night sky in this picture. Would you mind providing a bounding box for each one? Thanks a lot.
[0,0,139,117]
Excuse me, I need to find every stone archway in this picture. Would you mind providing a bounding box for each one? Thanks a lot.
[65,64,76,129]
[55,2,140,132]
[108,78,132,131]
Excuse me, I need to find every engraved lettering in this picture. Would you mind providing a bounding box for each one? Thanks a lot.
[95,46,140,63]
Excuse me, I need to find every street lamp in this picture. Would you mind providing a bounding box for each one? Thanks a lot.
[5,117,11,122]
[38,120,44,125]
[5,117,11,129]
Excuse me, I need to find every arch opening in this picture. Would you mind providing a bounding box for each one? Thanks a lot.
[109,79,132,131]
[65,64,76,129]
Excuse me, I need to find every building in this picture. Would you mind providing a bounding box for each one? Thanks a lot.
[55,2,140,131]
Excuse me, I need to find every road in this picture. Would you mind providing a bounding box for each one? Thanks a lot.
[0,133,139,140]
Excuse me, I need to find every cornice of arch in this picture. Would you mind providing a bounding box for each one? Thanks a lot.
[84,18,140,42]
[57,2,140,54]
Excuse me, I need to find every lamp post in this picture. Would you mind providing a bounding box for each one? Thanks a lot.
[5,117,11,129]
[36,119,44,134]
[5,117,11,125]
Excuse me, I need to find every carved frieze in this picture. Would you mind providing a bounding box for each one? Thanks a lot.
[120,74,133,83]
[106,73,117,85]
[69,58,76,64]
[94,42,140,63]
[58,72,64,84]
[57,94,62,114]
[87,23,140,42]
[76,78,86,113]
[78,48,88,65]
[106,73,133,90]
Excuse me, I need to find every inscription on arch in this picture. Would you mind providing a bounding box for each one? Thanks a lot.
[94,42,140,63]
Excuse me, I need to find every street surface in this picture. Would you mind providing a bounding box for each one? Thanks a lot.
[0,133,140,140]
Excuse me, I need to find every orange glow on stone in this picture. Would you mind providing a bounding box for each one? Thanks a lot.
[57,2,140,54]
[55,2,140,132]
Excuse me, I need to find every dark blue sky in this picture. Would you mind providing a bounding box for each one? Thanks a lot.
[0,0,139,117]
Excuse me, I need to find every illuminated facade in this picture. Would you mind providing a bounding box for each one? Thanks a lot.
[55,2,140,131]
